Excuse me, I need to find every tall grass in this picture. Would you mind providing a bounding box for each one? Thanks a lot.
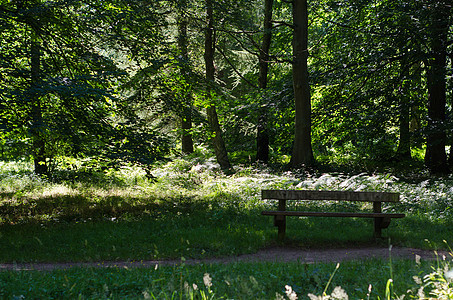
[1,255,453,299]
[2,153,453,221]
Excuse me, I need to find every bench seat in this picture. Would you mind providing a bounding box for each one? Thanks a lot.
[261,211,405,218]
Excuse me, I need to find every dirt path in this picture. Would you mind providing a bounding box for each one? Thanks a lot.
[0,246,450,271]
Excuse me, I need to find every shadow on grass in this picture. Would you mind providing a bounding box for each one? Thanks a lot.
[1,193,452,263]
[0,194,161,223]
[390,215,453,250]
[270,215,453,251]
[0,199,270,262]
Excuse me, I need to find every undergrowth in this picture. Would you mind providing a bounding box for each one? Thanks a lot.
[1,151,453,261]
[2,152,453,224]
[2,151,453,298]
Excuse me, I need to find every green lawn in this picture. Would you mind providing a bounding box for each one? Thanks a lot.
[1,158,453,298]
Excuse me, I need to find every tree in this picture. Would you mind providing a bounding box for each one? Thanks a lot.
[395,61,413,161]
[204,0,233,172]
[289,0,314,167]
[255,0,274,162]
[1,0,49,174]
[308,0,441,167]
[0,0,170,174]
[424,0,451,174]
[29,30,47,174]
[177,0,194,154]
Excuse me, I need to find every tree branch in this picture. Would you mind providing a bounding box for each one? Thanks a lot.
[271,20,294,29]
[215,28,262,35]
[215,45,258,89]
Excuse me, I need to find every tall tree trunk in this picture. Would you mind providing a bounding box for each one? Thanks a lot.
[255,0,274,163]
[396,63,411,160]
[446,29,453,165]
[289,0,314,168]
[204,0,232,172]
[178,0,194,154]
[425,2,449,174]
[181,116,193,154]
[30,32,47,175]
[397,99,411,160]
[449,55,453,165]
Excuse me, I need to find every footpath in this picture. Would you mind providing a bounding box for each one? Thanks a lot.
[0,246,449,271]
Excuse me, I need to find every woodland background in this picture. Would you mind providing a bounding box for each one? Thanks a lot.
[2,2,453,298]
[0,0,452,175]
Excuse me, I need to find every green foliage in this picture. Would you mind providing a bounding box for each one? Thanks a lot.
[0,258,452,299]
[2,157,453,264]
[0,0,172,173]
[0,0,451,172]
[1,158,453,298]
[308,0,430,163]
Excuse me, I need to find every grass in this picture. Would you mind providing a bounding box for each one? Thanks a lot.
[1,155,453,262]
[0,258,447,299]
[2,152,453,297]
[0,211,270,262]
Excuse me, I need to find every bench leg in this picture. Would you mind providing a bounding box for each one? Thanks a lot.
[374,218,383,238]
[373,202,383,238]
[277,199,287,241]
[274,215,286,242]
[374,217,391,238]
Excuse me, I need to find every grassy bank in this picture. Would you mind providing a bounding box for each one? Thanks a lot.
[1,155,453,262]
[1,258,450,299]
[2,153,453,298]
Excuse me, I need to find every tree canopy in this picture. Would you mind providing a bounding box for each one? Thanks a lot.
[0,0,452,175]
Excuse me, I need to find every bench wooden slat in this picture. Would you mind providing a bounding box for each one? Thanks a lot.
[261,211,405,218]
[262,190,400,202]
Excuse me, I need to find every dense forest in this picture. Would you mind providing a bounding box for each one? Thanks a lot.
[0,0,452,175]
[2,2,453,297]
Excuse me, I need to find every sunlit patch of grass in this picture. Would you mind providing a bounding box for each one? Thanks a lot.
[40,184,74,198]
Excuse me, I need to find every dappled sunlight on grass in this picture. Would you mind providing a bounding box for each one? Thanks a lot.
[2,156,453,298]
[1,154,453,262]
[41,184,74,198]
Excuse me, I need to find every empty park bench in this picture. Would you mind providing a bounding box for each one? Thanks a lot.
[261,189,405,241]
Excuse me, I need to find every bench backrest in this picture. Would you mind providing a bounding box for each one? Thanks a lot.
[262,190,399,202]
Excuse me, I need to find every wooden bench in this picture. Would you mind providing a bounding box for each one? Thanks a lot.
[261,190,405,241]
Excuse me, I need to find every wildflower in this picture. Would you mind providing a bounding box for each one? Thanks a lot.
[285,285,298,300]
[307,293,322,300]
[142,291,150,299]
[445,268,453,281]
[417,286,425,299]
[366,284,372,299]
[307,286,348,300]
[331,286,348,300]
[415,254,421,265]
[413,276,422,285]
[275,292,285,300]
[203,273,212,288]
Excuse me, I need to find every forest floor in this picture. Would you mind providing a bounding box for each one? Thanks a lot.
[1,246,449,271]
